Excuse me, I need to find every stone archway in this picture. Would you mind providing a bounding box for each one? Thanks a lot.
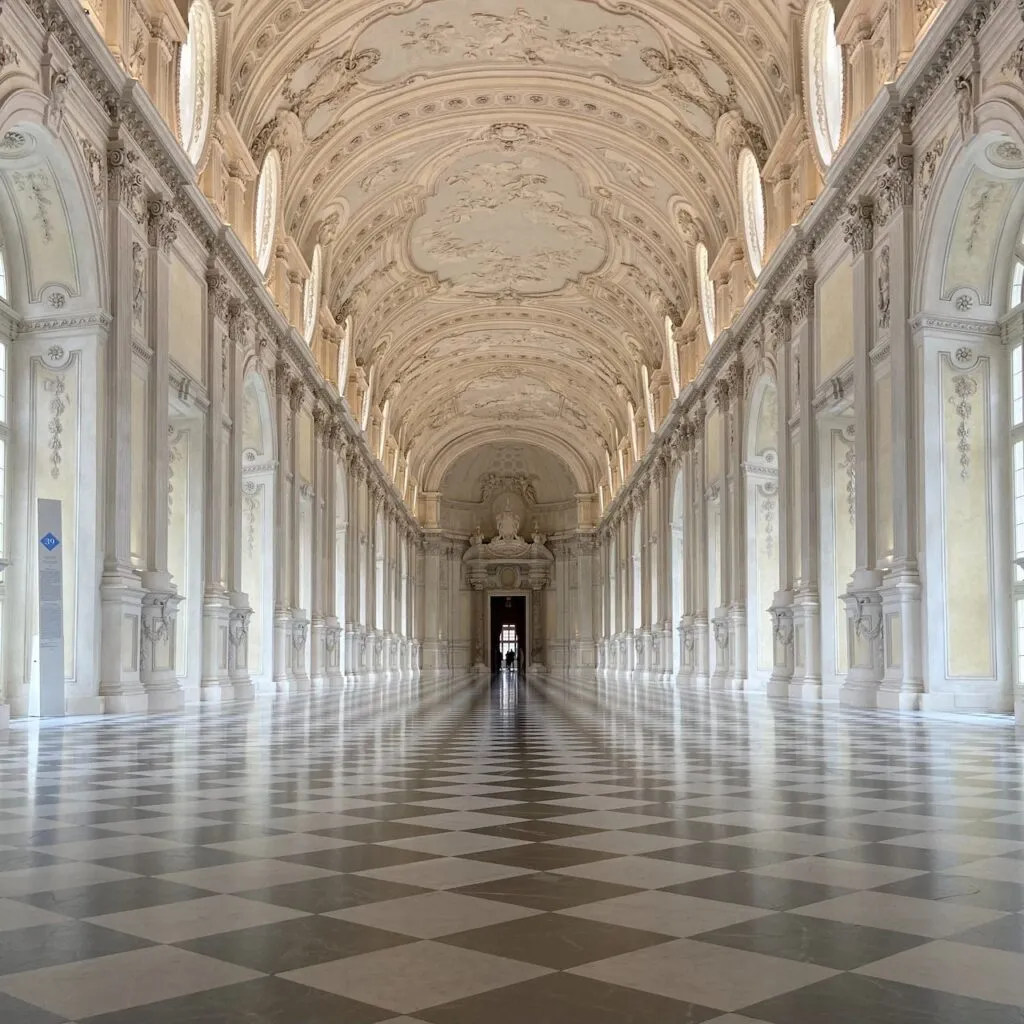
[912,107,1024,718]
[0,103,105,719]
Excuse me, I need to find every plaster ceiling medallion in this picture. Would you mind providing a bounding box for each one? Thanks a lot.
[355,0,662,84]
[410,149,606,293]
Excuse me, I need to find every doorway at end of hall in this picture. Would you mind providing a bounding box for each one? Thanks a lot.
[490,594,526,672]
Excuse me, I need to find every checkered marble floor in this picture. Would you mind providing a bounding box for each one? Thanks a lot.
[2,672,1024,1022]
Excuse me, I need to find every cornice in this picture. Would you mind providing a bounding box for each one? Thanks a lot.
[24,0,419,536]
[598,0,997,530]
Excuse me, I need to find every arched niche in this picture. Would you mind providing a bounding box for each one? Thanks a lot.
[744,371,779,686]
[912,105,1024,714]
[240,368,276,689]
[0,95,106,716]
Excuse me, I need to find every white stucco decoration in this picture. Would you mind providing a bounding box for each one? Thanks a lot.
[178,0,215,167]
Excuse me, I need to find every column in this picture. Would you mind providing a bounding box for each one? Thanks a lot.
[727,361,748,690]
[289,379,309,687]
[841,199,886,706]
[638,486,653,680]
[877,147,925,709]
[272,364,292,688]
[199,268,233,701]
[139,198,183,710]
[531,587,545,670]
[325,425,343,686]
[790,271,823,699]
[674,433,691,684]
[767,305,796,696]
[310,406,326,686]
[98,137,148,713]
[656,455,674,682]
[343,453,362,681]
[711,379,732,686]
[691,411,710,684]
[226,306,254,698]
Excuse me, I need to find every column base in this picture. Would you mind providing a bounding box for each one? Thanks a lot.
[199,683,236,704]
[310,618,326,687]
[789,586,821,697]
[105,692,150,714]
[789,680,823,701]
[99,569,147,713]
[146,688,185,712]
[0,704,10,729]
[724,606,747,690]
[879,561,924,707]
[201,594,233,698]
[66,695,105,716]
[877,687,923,712]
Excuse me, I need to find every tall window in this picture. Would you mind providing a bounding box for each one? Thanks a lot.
[0,237,8,303]
[806,0,844,167]
[1010,229,1024,308]
[303,244,322,344]
[254,148,281,276]
[665,315,680,396]
[337,315,352,396]
[177,0,215,166]
[738,148,766,278]
[696,242,716,345]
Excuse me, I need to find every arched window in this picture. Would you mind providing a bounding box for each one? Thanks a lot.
[178,0,215,166]
[0,240,7,304]
[738,148,766,278]
[337,315,352,396]
[641,364,657,436]
[254,149,281,276]
[1011,228,1024,308]
[806,0,844,166]
[302,244,322,344]
[696,242,716,345]
[665,315,680,396]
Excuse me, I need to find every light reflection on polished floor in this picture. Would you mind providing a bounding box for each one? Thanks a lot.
[1,673,1024,1022]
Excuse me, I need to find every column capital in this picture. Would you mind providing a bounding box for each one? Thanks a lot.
[789,271,815,324]
[106,138,144,222]
[842,197,875,256]
[875,149,914,224]
[288,377,305,413]
[765,302,791,353]
[207,269,232,324]
[712,376,731,411]
[146,197,178,253]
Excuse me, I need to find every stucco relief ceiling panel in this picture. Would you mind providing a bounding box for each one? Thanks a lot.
[0,160,80,304]
[355,0,662,84]
[410,149,606,293]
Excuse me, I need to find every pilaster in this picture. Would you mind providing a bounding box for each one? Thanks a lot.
[841,198,886,706]
[875,142,924,710]
[789,271,823,700]
[139,198,183,710]
[98,136,147,714]
[199,268,233,701]
[767,304,795,697]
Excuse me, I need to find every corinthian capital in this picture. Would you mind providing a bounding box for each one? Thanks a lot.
[842,198,874,256]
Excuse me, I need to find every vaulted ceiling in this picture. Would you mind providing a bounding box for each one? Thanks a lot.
[223,0,795,493]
